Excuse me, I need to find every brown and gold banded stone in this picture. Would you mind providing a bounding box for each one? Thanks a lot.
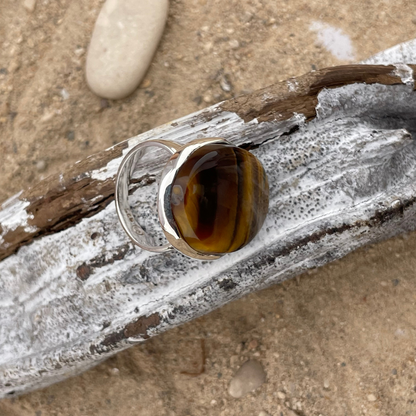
[170,143,269,255]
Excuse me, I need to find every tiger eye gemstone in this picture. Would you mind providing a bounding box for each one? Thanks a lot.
[170,143,269,255]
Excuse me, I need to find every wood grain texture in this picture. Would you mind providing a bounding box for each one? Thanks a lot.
[1,46,416,396]
[1,64,414,262]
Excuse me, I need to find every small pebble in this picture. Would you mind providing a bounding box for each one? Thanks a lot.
[60,89,69,100]
[109,367,120,376]
[40,111,55,123]
[74,47,85,57]
[203,42,213,52]
[66,130,75,141]
[219,75,232,92]
[203,93,212,103]
[367,394,377,402]
[79,140,90,150]
[230,355,239,367]
[228,360,266,398]
[98,98,110,112]
[248,339,258,350]
[395,328,405,336]
[258,411,270,416]
[36,159,47,172]
[323,379,330,389]
[240,12,253,23]
[86,0,168,99]
[229,39,240,49]
[277,391,286,400]
[23,0,36,12]
[140,78,152,89]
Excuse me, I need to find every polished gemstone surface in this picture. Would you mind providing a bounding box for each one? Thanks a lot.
[170,143,269,255]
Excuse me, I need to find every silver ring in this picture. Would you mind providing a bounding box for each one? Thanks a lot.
[115,138,269,260]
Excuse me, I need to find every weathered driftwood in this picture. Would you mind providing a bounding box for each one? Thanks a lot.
[1,39,416,396]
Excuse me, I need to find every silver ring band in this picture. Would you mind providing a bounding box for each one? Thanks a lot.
[115,140,180,253]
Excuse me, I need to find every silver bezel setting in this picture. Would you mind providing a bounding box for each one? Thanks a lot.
[115,137,229,260]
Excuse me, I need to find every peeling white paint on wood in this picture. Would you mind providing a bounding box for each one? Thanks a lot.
[1,39,416,396]
[90,107,304,182]
[362,38,416,64]
[361,39,416,87]
[2,78,416,396]
[392,64,414,87]
[0,192,36,247]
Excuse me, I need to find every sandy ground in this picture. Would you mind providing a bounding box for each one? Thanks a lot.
[1,0,416,415]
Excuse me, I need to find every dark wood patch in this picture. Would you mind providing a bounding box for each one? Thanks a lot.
[94,313,161,354]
